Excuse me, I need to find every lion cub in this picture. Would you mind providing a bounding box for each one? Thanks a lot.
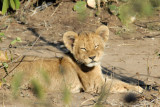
[3,25,143,93]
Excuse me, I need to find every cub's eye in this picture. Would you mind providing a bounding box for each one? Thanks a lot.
[80,48,86,51]
[95,45,99,49]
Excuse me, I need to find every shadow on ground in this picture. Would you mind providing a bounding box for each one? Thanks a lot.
[27,27,68,53]
[102,67,159,91]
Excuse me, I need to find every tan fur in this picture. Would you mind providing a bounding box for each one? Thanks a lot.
[2,25,143,93]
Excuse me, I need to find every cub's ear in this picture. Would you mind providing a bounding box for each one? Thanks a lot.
[63,31,78,52]
[96,25,109,42]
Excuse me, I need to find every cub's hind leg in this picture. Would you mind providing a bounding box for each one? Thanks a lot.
[105,78,143,93]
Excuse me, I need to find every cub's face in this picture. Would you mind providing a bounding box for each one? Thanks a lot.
[63,25,109,67]
[73,32,105,67]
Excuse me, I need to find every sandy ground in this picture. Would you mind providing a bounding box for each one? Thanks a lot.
[0,1,160,107]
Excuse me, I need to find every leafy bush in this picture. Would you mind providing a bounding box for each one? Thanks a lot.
[77,0,160,24]
[150,0,160,7]
[107,0,160,25]
[74,1,87,20]
[1,0,20,15]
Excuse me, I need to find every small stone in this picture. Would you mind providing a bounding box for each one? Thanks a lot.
[87,0,96,8]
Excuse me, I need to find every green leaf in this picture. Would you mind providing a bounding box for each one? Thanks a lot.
[74,1,86,13]
[13,0,20,9]
[11,37,22,45]
[108,4,119,15]
[10,0,16,10]
[0,32,5,37]
[2,62,9,74]
[2,62,8,68]
[2,0,9,15]
[2,78,6,83]
[11,40,17,45]
[16,37,22,42]
[109,5,117,10]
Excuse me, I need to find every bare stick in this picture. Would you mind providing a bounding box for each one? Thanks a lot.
[51,2,63,17]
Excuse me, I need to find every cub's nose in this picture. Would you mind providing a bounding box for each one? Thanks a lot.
[89,56,96,60]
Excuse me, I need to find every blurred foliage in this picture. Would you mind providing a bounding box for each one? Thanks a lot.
[119,0,149,24]
[11,72,24,98]
[150,0,160,8]
[1,0,20,15]
[0,32,5,42]
[30,68,51,99]
[112,0,160,25]
[59,65,72,106]
[94,85,110,107]
[108,4,119,15]
[38,68,51,85]
[62,86,71,106]
[72,0,160,24]
[11,68,51,99]
[31,79,44,99]
[74,1,87,20]
[74,1,86,13]
[2,78,6,83]
[27,68,51,99]
[2,62,8,74]
[0,32,5,36]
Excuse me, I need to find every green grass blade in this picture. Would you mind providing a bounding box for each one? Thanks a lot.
[13,0,20,9]
[11,72,24,98]
[10,0,16,10]
[31,79,44,99]
[0,32,5,37]
[2,0,9,15]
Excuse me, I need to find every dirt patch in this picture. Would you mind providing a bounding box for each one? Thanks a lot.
[0,1,160,107]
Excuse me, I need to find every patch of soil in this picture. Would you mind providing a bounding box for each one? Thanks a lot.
[0,1,160,107]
